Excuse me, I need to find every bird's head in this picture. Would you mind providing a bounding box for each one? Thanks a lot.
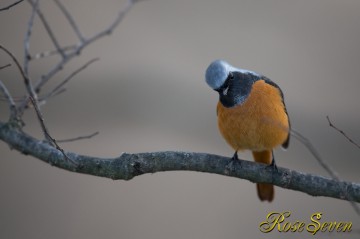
[205,59,260,107]
[205,60,234,91]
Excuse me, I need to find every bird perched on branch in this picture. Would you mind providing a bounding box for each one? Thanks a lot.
[205,60,290,202]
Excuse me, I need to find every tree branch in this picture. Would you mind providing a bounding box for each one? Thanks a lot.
[1,0,359,217]
[40,57,99,102]
[17,0,138,114]
[0,45,74,164]
[32,0,136,92]
[0,121,359,203]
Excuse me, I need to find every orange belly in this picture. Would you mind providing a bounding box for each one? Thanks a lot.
[217,80,289,151]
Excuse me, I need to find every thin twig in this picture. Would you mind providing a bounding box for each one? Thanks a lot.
[0,46,25,122]
[29,95,77,165]
[30,44,77,60]
[41,57,99,101]
[0,44,75,164]
[27,0,66,59]
[0,45,28,82]
[28,95,53,142]
[24,0,39,76]
[57,132,99,143]
[0,95,29,103]
[291,129,360,215]
[260,115,360,213]
[260,116,359,214]
[0,0,24,11]
[38,0,134,91]
[38,88,67,103]
[53,0,85,42]
[0,44,40,118]
[327,115,360,149]
[46,88,66,98]
[12,86,66,112]
[35,0,136,91]
[84,0,133,45]
[18,0,138,114]
[0,63,11,70]
[291,129,338,179]
[0,81,17,121]
[20,0,40,114]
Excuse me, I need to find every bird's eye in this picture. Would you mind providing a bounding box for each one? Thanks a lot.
[229,72,234,80]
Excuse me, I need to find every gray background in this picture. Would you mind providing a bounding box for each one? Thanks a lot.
[0,0,359,238]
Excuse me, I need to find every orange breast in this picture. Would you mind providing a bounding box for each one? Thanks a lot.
[217,80,289,151]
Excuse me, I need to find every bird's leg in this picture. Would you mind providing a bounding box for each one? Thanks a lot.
[266,151,278,172]
[232,150,239,161]
[226,150,241,171]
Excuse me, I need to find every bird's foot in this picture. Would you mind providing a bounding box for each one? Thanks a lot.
[266,157,278,173]
[232,151,239,161]
[226,151,241,172]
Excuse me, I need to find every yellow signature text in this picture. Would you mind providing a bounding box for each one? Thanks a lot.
[259,211,352,235]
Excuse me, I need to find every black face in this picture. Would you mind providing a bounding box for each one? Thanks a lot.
[215,71,260,108]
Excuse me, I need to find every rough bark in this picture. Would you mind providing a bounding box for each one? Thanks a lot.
[1,122,359,203]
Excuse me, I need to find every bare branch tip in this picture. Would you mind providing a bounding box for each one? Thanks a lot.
[0,63,12,70]
[0,44,28,84]
[0,0,25,11]
[326,115,333,127]
[57,131,100,143]
[326,115,360,149]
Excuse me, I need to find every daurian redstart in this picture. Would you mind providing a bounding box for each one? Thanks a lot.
[205,60,290,202]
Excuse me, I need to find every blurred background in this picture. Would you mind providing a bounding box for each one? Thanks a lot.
[0,0,359,238]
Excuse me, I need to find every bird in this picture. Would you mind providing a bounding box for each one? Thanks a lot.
[205,59,290,202]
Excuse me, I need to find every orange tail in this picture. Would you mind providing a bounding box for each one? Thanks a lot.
[252,150,274,202]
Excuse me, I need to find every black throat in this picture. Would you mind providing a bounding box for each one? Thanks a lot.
[216,71,261,108]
